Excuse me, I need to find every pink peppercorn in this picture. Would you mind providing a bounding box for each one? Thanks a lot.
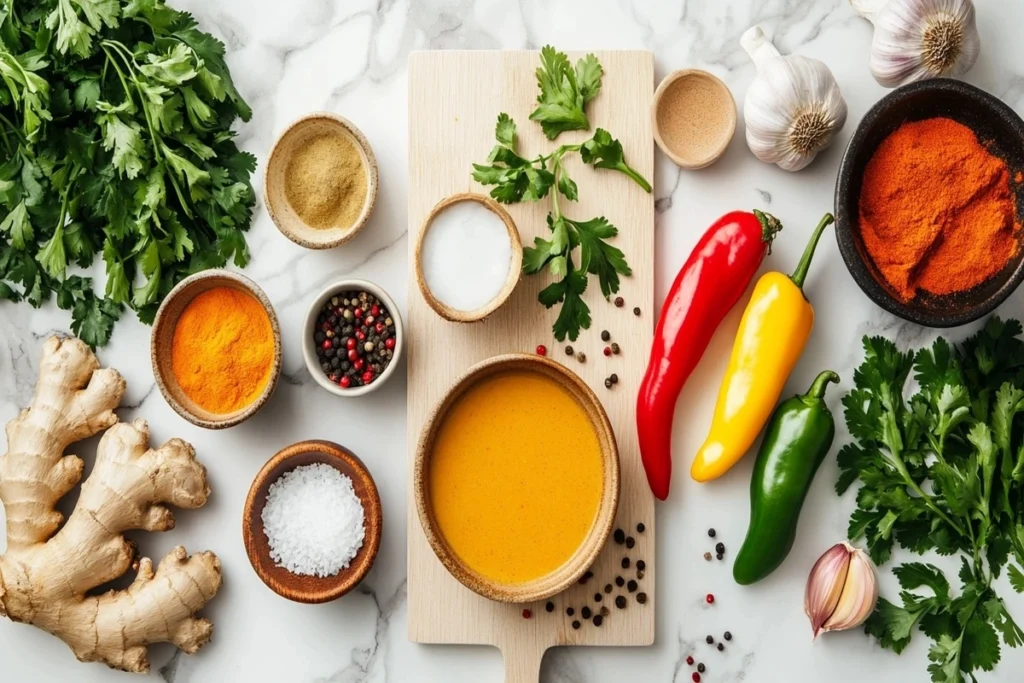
[706,594,715,605]
[692,674,700,683]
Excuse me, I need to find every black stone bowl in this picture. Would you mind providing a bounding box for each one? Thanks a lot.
[835,78,1024,328]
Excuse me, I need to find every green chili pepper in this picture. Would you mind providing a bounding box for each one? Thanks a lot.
[733,369,840,586]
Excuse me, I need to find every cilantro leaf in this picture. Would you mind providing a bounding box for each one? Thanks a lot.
[580,128,652,192]
[538,267,590,342]
[570,216,630,298]
[529,46,592,140]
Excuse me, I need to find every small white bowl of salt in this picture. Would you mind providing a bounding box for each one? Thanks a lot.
[415,193,522,322]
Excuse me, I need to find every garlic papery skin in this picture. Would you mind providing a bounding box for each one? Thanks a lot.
[852,0,980,87]
[805,542,879,638]
[740,26,848,172]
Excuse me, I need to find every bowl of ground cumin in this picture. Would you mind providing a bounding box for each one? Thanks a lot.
[265,112,378,249]
[835,79,1024,327]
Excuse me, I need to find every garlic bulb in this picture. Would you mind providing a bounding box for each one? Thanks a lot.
[805,542,879,638]
[852,0,980,87]
[741,26,848,172]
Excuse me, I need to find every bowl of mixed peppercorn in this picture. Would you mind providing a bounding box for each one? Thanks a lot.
[303,279,404,396]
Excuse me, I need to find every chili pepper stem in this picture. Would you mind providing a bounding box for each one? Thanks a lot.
[803,370,840,400]
[789,213,835,289]
[752,209,783,253]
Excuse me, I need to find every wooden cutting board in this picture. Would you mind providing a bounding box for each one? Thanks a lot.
[407,50,655,683]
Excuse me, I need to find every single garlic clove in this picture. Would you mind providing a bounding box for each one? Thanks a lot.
[804,542,852,638]
[821,547,879,635]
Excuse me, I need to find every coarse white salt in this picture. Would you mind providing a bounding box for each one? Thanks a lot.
[261,463,365,577]
[421,200,512,312]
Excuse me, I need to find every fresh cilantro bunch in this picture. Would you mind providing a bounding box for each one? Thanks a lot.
[0,0,255,346]
[838,317,1024,683]
[471,48,650,341]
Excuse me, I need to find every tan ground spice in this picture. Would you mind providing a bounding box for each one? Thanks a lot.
[285,132,367,230]
[656,73,732,163]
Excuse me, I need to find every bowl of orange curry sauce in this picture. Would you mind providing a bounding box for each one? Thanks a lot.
[835,78,1024,327]
[414,354,620,603]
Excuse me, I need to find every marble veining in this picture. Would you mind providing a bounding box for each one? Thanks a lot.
[2,0,1024,681]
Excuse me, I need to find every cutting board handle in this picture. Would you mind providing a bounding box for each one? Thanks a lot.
[502,644,544,683]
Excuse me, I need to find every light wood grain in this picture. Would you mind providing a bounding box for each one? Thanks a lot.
[407,50,655,682]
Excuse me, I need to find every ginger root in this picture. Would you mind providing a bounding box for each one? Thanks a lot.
[0,336,222,673]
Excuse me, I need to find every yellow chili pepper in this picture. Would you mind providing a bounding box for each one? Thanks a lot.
[691,213,834,483]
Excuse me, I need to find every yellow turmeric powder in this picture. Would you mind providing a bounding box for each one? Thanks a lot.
[171,286,275,414]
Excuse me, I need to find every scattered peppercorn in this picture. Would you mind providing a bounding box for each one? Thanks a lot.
[637,560,646,571]
[581,606,592,619]
[593,615,604,627]
[604,346,612,357]
[621,557,630,569]
[566,607,575,617]
[708,528,716,538]
[615,576,625,587]
[637,570,645,579]
[536,345,547,356]
[625,536,635,549]
[604,584,613,594]
[706,635,714,645]
[572,620,581,630]
[604,378,613,389]
[627,580,638,593]
[611,342,620,355]
[545,601,554,613]
[715,542,725,554]
[601,606,610,617]
[637,523,645,533]
[614,528,625,544]
[692,673,700,683]
[633,306,641,316]
[697,663,706,674]
[616,596,627,609]
[601,330,611,342]
[717,643,725,652]
[724,631,732,641]
[686,656,694,666]
[522,609,531,619]
[703,552,712,561]
[716,553,724,561]
[579,570,594,585]
[614,296,624,307]
[610,373,619,384]
[594,593,602,603]
[576,352,586,363]
[637,592,647,604]
[706,594,715,604]
[565,346,574,356]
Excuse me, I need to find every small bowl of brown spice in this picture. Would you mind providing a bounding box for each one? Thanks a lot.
[265,112,378,249]
[653,69,736,170]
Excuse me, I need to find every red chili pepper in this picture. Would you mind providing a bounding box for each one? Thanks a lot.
[636,210,782,500]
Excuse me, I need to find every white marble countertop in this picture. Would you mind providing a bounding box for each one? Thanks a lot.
[3,0,1024,681]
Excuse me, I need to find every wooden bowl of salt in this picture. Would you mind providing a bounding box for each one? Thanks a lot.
[414,193,523,322]
[242,440,383,604]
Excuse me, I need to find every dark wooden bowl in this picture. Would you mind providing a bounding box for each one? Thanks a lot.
[835,78,1024,327]
[242,440,382,603]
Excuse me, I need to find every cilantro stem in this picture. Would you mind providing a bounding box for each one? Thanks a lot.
[614,162,652,193]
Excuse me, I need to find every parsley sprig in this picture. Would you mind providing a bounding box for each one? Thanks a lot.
[471,48,651,341]
[839,317,1024,682]
[0,0,254,346]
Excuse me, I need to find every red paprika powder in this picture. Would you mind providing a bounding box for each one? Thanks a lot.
[858,117,1021,301]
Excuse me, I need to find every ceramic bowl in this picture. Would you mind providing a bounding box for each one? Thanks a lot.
[302,279,404,397]
[151,270,282,429]
[652,69,736,170]
[835,78,1024,327]
[414,193,523,323]
[264,112,379,249]
[413,354,619,603]
[242,440,383,604]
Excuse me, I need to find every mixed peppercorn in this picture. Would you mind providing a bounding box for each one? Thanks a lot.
[313,290,397,388]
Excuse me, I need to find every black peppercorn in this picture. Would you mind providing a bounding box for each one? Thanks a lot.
[545,601,554,613]
[633,306,641,316]
[572,620,581,630]
[708,528,716,538]
[610,373,619,384]
[715,542,725,554]
[716,553,724,561]
[604,584,613,594]
[581,606,592,619]
[614,296,624,307]
[566,607,575,617]
[611,343,620,355]
[627,580,638,593]
[565,346,574,356]
[625,536,635,549]
[621,557,630,569]
[604,378,613,389]
[594,593,602,603]
[615,576,625,587]
[593,615,604,627]
[616,596,627,609]
[614,528,625,544]
[724,631,732,641]
[600,606,609,617]
[601,330,611,342]
[697,663,706,673]
[717,643,725,652]
[636,592,647,604]
[706,635,714,645]
[637,560,646,571]
[636,523,645,533]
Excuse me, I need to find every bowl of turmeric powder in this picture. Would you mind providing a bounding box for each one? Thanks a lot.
[151,270,282,429]
[836,79,1024,327]
[264,112,378,249]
